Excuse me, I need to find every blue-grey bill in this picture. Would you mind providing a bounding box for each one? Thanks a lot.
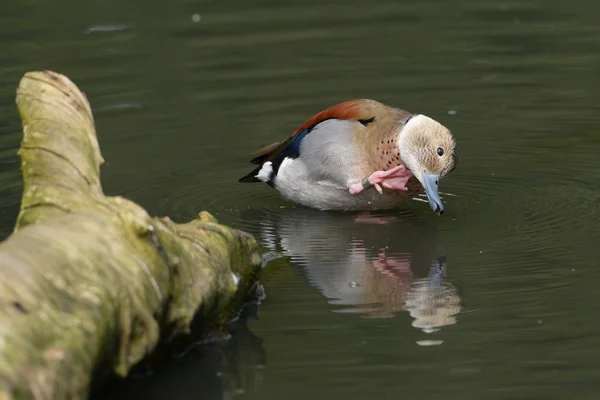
[421,172,444,215]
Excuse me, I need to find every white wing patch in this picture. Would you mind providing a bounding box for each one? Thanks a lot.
[256,161,273,182]
[279,157,294,172]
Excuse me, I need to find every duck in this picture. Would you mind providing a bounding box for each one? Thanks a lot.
[238,99,458,215]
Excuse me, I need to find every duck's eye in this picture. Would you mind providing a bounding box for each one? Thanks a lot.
[437,147,444,156]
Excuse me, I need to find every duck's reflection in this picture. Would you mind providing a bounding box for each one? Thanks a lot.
[243,208,462,333]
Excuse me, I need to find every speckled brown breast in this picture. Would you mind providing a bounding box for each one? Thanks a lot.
[374,136,424,197]
[375,136,402,172]
[405,176,424,196]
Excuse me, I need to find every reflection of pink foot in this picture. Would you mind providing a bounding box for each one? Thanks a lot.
[349,165,414,195]
[373,255,413,280]
[354,211,400,225]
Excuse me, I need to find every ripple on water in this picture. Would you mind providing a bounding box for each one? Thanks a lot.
[94,102,144,113]
[442,176,596,307]
[84,24,136,35]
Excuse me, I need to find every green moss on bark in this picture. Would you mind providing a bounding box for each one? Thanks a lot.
[0,71,262,399]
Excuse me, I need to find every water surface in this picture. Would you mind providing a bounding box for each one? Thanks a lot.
[1,0,600,398]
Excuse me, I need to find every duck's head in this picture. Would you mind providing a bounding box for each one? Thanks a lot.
[398,114,458,215]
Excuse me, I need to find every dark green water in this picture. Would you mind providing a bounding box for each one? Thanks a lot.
[2,0,600,398]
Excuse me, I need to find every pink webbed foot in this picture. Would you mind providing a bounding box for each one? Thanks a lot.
[349,165,413,195]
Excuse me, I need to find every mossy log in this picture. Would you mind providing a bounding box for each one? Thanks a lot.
[0,71,262,400]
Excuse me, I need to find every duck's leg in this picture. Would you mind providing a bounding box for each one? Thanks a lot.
[348,165,413,195]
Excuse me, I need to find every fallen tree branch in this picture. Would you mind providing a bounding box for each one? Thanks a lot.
[0,71,262,400]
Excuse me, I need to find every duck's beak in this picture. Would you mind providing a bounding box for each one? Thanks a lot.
[421,172,444,215]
